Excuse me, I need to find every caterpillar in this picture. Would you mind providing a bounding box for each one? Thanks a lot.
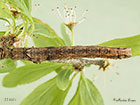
[0,46,131,64]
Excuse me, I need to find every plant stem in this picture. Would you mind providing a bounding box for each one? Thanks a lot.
[4,24,12,36]
[72,29,74,46]
[0,17,10,24]
[11,18,16,34]
[80,71,85,78]
[13,24,23,35]
[18,19,29,39]
[28,22,34,36]
[71,72,78,80]
[50,59,105,67]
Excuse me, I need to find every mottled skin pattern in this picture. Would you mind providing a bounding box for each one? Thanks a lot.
[0,46,131,64]
[47,46,131,60]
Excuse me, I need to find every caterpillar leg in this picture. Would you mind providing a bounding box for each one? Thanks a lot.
[98,59,110,71]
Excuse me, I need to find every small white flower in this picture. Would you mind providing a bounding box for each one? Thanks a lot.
[52,3,88,30]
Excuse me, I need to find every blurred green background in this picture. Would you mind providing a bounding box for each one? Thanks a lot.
[0,0,140,105]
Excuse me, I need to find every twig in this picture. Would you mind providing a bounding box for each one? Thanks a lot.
[50,58,105,67]
[49,58,107,71]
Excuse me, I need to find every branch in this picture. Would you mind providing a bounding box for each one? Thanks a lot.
[49,58,106,71]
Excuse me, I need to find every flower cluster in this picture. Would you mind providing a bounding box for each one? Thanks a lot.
[53,3,88,30]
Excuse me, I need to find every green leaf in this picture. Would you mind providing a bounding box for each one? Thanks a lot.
[0,59,17,73]
[0,31,5,37]
[33,18,58,37]
[31,18,65,47]
[2,62,62,87]
[80,76,104,105]
[0,17,10,24]
[33,22,57,38]
[32,34,65,47]
[33,18,58,35]
[0,1,14,19]
[55,65,63,73]
[23,0,32,12]
[68,77,83,105]
[20,60,34,65]
[33,18,65,41]
[98,34,140,56]
[24,36,29,47]
[20,76,71,105]
[61,23,72,46]
[5,0,32,20]
[56,67,73,90]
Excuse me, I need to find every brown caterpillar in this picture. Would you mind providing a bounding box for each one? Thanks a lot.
[0,46,131,64]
